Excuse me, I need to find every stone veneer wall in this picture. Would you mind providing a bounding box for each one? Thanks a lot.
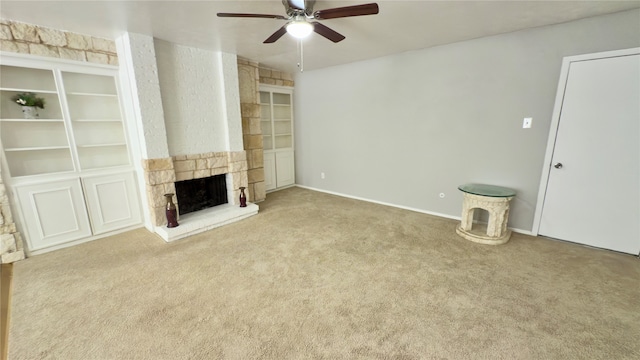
[259,67,295,87]
[0,171,24,263]
[0,19,117,65]
[237,58,265,202]
[142,151,248,226]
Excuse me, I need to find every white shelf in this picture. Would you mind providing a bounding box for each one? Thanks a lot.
[66,92,118,98]
[0,118,64,122]
[73,118,121,122]
[66,95,121,119]
[77,143,127,148]
[62,72,117,95]
[5,147,74,177]
[1,91,63,119]
[1,65,57,91]
[0,87,58,94]
[0,62,129,177]
[4,146,70,151]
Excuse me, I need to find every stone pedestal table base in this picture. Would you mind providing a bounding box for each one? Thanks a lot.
[456,191,514,245]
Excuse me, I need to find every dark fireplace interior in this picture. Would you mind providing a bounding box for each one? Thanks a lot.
[175,174,228,215]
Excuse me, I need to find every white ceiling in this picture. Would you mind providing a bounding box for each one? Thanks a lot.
[2,1,639,73]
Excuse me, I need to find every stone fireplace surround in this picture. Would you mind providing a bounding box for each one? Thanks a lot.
[142,151,258,242]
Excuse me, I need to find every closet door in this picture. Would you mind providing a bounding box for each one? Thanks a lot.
[539,51,639,254]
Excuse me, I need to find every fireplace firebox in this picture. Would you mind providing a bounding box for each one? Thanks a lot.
[175,174,228,215]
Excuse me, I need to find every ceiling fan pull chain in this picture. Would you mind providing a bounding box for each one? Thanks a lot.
[297,38,304,72]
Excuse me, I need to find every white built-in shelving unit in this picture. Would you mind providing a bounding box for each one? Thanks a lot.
[0,53,142,254]
[260,85,295,191]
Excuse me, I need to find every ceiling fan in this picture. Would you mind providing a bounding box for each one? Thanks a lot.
[217,0,379,44]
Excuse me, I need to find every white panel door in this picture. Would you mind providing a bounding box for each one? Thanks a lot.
[82,172,142,235]
[539,53,640,254]
[16,179,92,251]
[264,151,276,191]
[276,150,295,188]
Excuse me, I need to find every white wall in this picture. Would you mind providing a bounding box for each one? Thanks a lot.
[154,39,237,155]
[117,33,169,160]
[294,9,640,232]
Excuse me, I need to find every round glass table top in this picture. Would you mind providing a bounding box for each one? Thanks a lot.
[458,183,516,197]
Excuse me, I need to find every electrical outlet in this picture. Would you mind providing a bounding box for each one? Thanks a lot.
[321,172,325,179]
[523,117,532,128]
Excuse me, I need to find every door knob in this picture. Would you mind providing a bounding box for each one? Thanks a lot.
[554,162,563,169]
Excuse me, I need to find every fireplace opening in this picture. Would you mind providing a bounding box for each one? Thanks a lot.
[175,174,228,215]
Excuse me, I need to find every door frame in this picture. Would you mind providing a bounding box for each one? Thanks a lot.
[532,47,640,236]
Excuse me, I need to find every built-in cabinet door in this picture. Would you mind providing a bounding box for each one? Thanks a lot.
[16,179,92,251]
[275,150,295,188]
[264,152,276,191]
[264,150,294,191]
[82,172,142,235]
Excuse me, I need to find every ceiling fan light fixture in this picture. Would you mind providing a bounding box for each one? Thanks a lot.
[286,21,313,39]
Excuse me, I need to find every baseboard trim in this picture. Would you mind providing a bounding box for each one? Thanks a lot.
[27,224,145,256]
[295,185,534,236]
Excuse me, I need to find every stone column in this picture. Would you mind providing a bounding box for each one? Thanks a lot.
[237,58,266,202]
[0,174,24,263]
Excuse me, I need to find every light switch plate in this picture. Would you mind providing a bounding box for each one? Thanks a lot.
[523,117,532,128]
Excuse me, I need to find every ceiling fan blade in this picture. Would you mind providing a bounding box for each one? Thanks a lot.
[217,13,287,20]
[264,26,288,43]
[313,3,379,20]
[312,22,346,43]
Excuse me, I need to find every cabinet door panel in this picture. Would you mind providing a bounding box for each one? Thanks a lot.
[264,152,276,191]
[16,179,92,251]
[275,150,295,188]
[82,172,142,235]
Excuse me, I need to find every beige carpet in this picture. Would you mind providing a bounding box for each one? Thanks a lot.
[8,187,640,359]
